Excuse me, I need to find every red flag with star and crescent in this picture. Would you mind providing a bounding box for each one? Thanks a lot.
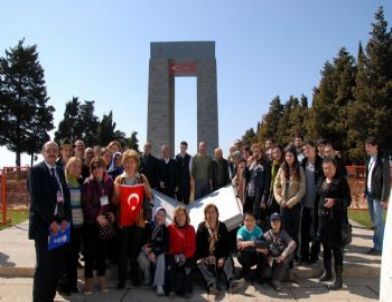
[119,184,145,227]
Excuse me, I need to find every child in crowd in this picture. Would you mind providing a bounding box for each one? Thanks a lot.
[236,212,268,281]
[263,212,297,291]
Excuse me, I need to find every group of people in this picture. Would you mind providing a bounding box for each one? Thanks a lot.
[27,134,390,302]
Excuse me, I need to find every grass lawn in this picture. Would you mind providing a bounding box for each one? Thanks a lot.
[348,209,387,229]
[0,210,29,231]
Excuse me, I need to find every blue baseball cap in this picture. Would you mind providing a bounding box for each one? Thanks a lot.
[270,212,281,221]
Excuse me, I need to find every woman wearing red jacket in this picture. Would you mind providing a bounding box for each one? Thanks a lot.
[166,206,196,298]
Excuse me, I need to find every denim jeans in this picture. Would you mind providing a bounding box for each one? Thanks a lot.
[367,196,385,251]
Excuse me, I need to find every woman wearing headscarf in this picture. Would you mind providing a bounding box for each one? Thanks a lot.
[138,207,169,296]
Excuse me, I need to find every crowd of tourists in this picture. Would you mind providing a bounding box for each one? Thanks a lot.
[27,135,390,301]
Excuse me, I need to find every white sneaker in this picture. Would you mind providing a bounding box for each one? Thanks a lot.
[156,286,165,296]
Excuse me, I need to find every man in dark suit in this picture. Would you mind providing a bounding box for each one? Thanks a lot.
[140,142,159,189]
[365,137,391,255]
[211,147,230,191]
[175,141,191,204]
[28,141,71,302]
[157,144,177,198]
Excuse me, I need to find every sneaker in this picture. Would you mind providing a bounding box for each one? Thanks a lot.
[366,248,382,255]
[156,286,165,296]
[229,278,245,293]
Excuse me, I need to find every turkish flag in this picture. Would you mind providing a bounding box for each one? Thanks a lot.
[119,184,145,227]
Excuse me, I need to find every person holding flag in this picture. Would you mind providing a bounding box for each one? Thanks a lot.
[113,149,152,289]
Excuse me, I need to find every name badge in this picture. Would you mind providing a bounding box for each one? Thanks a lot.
[100,195,109,206]
[57,192,64,204]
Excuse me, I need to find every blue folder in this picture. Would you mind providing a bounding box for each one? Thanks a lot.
[48,223,71,250]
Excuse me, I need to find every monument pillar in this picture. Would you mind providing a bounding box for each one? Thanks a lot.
[197,59,218,155]
[147,42,218,156]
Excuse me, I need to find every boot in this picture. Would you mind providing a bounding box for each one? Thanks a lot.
[328,266,343,290]
[83,278,94,295]
[319,270,333,281]
[319,259,333,282]
[97,276,108,293]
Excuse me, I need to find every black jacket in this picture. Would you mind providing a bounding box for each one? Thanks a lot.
[317,176,351,247]
[157,158,177,197]
[196,221,230,260]
[140,154,159,189]
[27,161,71,240]
[175,153,191,185]
[365,154,391,202]
[211,158,230,191]
[245,159,271,205]
[142,221,169,256]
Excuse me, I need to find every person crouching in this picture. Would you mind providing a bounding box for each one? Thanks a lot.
[166,206,196,298]
[237,212,268,282]
[196,204,245,295]
[138,207,169,296]
[263,212,297,291]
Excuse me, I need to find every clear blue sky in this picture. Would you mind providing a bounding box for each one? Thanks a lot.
[1,0,391,166]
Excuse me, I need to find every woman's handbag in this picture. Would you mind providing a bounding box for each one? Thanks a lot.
[98,213,117,239]
[143,197,153,221]
[341,221,352,246]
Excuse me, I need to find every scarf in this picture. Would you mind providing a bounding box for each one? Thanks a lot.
[205,221,220,255]
[119,171,141,185]
[66,174,79,187]
[270,161,281,191]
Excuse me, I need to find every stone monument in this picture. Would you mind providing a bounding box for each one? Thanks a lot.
[147,41,218,156]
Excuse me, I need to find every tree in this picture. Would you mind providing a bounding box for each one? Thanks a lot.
[79,101,99,146]
[0,39,54,166]
[308,48,356,155]
[97,111,126,147]
[54,97,82,143]
[242,128,257,146]
[276,96,303,145]
[350,7,392,159]
[55,98,100,146]
[256,96,283,143]
[125,131,140,152]
[241,6,392,162]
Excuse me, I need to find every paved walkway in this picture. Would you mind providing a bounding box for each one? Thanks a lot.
[0,220,382,301]
[0,277,380,301]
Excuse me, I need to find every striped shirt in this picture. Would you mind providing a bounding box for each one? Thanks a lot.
[67,178,84,228]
